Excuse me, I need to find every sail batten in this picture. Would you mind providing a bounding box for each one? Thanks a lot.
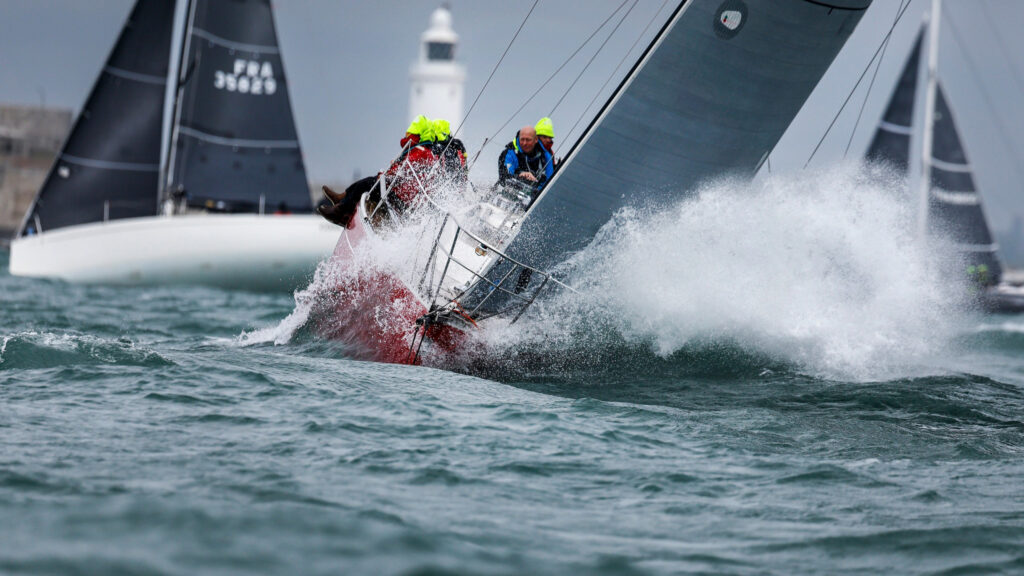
[931,189,979,206]
[191,28,281,54]
[958,243,999,253]
[878,120,913,136]
[60,155,161,172]
[103,66,168,85]
[930,157,971,173]
[176,126,299,149]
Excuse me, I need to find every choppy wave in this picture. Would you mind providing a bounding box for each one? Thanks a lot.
[0,330,171,369]
[5,237,1024,575]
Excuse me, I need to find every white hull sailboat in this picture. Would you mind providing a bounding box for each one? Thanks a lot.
[9,0,338,290]
[11,215,337,291]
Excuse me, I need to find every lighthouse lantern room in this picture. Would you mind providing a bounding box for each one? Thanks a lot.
[409,5,466,127]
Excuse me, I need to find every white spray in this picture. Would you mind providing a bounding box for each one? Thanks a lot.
[237,178,476,348]
[481,165,967,381]
[244,165,968,380]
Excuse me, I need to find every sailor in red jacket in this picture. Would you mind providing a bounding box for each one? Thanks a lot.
[319,115,438,227]
[381,115,438,210]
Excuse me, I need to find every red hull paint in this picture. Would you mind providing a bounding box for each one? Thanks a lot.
[315,217,467,365]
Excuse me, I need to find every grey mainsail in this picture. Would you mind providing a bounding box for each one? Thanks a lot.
[18,0,175,236]
[926,85,1002,284]
[461,0,872,317]
[165,0,311,213]
[865,31,923,172]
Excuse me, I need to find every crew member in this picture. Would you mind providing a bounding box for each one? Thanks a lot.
[497,125,553,204]
[319,115,438,228]
[535,117,561,170]
[535,117,554,154]
[431,118,468,186]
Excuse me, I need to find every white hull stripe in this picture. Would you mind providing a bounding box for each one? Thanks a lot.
[61,154,160,172]
[931,157,972,173]
[178,126,298,149]
[878,120,912,135]
[931,188,980,205]
[103,66,166,86]
[191,28,279,54]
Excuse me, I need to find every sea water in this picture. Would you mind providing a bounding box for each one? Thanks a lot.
[3,168,1024,575]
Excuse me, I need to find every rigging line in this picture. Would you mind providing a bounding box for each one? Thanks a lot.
[560,0,671,157]
[432,0,542,178]
[978,1,1024,111]
[842,0,910,159]
[548,0,641,117]
[803,0,914,169]
[453,0,540,139]
[944,6,1024,182]
[468,0,632,171]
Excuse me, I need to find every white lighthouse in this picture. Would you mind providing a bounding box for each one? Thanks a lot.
[409,5,465,127]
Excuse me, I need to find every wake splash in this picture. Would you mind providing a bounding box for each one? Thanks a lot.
[244,166,968,382]
[479,166,967,381]
[236,181,475,355]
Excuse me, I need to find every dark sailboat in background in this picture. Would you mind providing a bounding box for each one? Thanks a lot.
[865,0,1024,313]
[9,0,338,290]
[324,0,875,364]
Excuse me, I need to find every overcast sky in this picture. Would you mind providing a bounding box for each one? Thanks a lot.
[0,0,1022,230]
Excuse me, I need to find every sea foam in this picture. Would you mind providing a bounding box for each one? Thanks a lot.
[480,165,967,381]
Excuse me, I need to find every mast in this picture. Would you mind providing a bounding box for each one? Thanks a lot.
[918,0,941,239]
[161,0,197,215]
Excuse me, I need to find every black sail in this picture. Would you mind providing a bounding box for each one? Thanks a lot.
[461,0,871,316]
[927,85,1002,284]
[19,0,174,236]
[167,0,311,213]
[865,30,923,172]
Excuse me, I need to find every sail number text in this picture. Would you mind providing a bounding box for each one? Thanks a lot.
[214,59,277,95]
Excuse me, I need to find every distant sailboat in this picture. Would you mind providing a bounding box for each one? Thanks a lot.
[865,0,1024,312]
[9,0,338,291]
[324,0,875,364]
